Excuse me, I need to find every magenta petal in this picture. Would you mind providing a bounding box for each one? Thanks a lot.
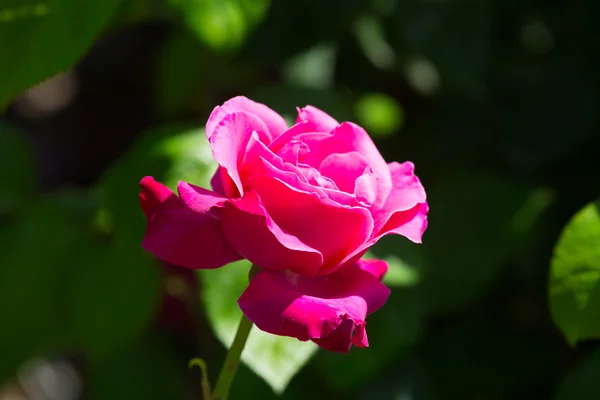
[357,259,389,280]
[295,105,339,132]
[140,176,173,218]
[206,96,288,140]
[220,191,323,276]
[297,123,393,209]
[319,152,370,193]
[372,162,428,242]
[177,181,227,212]
[313,318,369,352]
[209,111,271,197]
[380,202,429,244]
[245,175,374,271]
[238,266,390,353]
[141,182,241,270]
[268,120,318,155]
[379,162,426,215]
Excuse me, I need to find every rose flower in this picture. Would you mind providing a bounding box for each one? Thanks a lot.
[140,96,428,352]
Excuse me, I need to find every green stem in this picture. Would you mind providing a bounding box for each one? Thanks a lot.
[211,314,254,400]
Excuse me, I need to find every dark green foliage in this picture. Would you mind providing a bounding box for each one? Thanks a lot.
[1,0,599,398]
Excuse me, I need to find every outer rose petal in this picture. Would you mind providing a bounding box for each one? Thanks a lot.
[374,162,427,230]
[238,266,390,353]
[357,259,389,280]
[245,175,374,273]
[206,96,288,140]
[220,191,323,276]
[379,202,429,244]
[312,318,368,352]
[140,176,173,218]
[177,181,227,212]
[372,161,428,243]
[208,111,271,197]
[296,105,339,132]
[140,178,242,269]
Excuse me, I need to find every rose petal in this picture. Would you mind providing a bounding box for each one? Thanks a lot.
[354,171,377,207]
[177,181,227,212]
[206,96,287,141]
[208,111,271,197]
[296,122,393,209]
[238,266,390,352]
[296,105,339,132]
[221,191,323,276]
[319,152,370,193]
[312,318,369,352]
[140,179,241,269]
[372,161,428,241]
[240,132,316,190]
[269,120,317,155]
[139,176,173,218]
[357,259,389,280]
[379,202,429,244]
[245,175,374,272]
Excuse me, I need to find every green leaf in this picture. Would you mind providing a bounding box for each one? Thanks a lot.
[549,200,600,345]
[0,123,35,214]
[168,0,270,52]
[367,235,424,288]
[99,124,217,240]
[283,44,338,90]
[155,29,208,117]
[67,239,162,360]
[199,260,317,394]
[0,197,86,381]
[354,93,404,138]
[386,0,491,96]
[553,348,600,400]
[0,0,121,106]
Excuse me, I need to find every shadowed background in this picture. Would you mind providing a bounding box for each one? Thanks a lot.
[1,0,600,399]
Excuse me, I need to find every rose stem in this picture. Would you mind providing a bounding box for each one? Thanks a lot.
[211,314,254,400]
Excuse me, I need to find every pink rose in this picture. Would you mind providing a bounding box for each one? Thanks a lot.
[140,96,428,352]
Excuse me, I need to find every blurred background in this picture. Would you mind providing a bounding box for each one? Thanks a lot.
[1,0,600,398]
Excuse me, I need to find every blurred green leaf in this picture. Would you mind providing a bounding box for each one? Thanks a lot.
[0,123,35,214]
[553,348,600,400]
[155,29,207,117]
[367,235,424,288]
[355,93,404,138]
[99,124,216,240]
[67,240,162,360]
[353,15,396,70]
[549,200,600,346]
[387,0,491,96]
[0,0,121,106]
[420,172,550,313]
[200,260,317,394]
[284,44,337,90]
[168,0,270,52]
[242,0,362,62]
[0,197,86,381]
[88,332,188,400]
